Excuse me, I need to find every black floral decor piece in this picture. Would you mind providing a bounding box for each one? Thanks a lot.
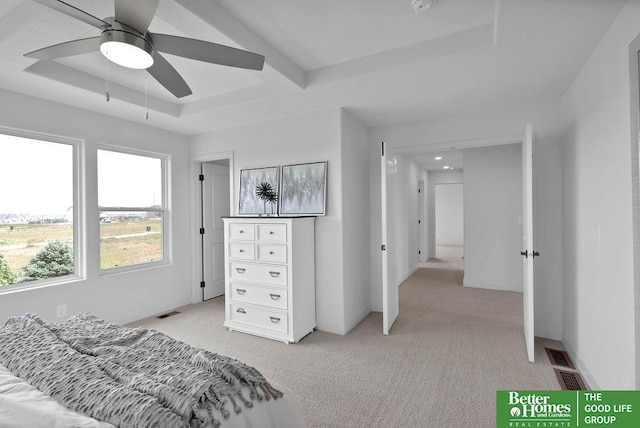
[256,182,278,214]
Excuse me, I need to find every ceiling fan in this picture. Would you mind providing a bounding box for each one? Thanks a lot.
[25,0,265,98]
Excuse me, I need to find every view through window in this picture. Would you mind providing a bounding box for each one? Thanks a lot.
[0,132,75,287]
[98,149,164,269]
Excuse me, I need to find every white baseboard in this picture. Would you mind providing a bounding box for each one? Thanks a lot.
[562,338,600,390]
[344,305,372,334]
[398,267,418,286]
[317,317,346,336]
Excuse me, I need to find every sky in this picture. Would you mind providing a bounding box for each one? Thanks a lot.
[0,133,161,216]
[0,134,73,215]
[97,149,161,208]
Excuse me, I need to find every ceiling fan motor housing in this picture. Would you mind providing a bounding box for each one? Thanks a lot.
[100,20,154,69]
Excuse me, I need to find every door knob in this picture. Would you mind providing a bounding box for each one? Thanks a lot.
[520,250,528,258]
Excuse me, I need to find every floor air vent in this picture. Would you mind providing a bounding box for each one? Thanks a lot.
[545,347,575,369]
[157,311,180,319]
[554,369,587,390]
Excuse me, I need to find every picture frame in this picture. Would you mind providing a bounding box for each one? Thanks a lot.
[279,161,327,216]
[238,166,280,215]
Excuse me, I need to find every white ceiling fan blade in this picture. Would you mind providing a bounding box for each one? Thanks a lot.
[151,33,265,71]
[33,0,108,29]
[24,37,101,60]
[114,0,159,34]
[147,52,192,98]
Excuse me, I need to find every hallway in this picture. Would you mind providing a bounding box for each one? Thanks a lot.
[403,244,524,329]
[381,242,560,424]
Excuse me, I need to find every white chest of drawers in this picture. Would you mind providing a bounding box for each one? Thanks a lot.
[222,217,316,343]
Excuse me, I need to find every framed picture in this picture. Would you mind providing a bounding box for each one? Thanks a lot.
[279,161,327,216]
[239,166,279,215]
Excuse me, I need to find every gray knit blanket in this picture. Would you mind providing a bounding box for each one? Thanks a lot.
[0,312,282,428]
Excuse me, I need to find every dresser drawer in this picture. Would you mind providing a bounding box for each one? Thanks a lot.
[228,242,255,260]
[230,304,288,334]
[256,244,287,263]
[228,223,255,240]
[257,223,287,242]
[229,262,287,286]
[230,283,288,310]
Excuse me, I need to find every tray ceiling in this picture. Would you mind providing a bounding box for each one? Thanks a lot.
[0,0,628,135]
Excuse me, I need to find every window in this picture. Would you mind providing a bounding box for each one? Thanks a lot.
[0,130,79,289]
[98,148,166,270]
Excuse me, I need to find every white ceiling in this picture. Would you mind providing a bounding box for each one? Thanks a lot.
[413,150,464,171]
[0,0,628,136]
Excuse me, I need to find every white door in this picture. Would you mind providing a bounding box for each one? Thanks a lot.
[522,124,535,362]
[202,162,230,300]
[381,142,399,335]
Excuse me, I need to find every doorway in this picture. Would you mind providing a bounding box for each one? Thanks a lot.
[434,182,464,261]
[381,133,531,359]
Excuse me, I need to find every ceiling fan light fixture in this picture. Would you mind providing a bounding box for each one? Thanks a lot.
[100,29,154,69]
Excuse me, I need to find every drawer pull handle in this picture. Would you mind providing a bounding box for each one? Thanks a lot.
[269,251,275,255]
[269,316,281,323]
[269,293,281,300]
[239,230,244,233]
[236,289,246,295]
[236,308,246,314]
[268,271,280,278]
[239,249,245,253]
[269,231,275,235]
[236,267,246,273]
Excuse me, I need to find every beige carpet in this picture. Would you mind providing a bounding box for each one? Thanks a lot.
[131,251,561,427]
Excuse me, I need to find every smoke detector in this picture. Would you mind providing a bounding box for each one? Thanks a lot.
[411,0,435,12]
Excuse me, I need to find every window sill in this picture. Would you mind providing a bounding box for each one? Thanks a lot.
[99,260,169,277]
[0,275,83,295]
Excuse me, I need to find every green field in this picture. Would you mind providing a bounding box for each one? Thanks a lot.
[0,218,163,276]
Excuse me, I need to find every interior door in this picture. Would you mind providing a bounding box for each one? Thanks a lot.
[202,162,230,300]
[381,142,399,335]
[418,181,425,262]
[522,124,535,362]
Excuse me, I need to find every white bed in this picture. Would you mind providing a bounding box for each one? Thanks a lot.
[0,313,307,428]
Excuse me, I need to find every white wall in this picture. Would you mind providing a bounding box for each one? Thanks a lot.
[435,183,464,246]
[0,89,192,325]
[370,100,563,340]
[463,144,522,292]
[560,0,638,390]
[190,108,371,335]
[341,110,371,332]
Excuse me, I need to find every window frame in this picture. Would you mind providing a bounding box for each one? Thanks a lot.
[0,126,84,294]
[97,145,169,274]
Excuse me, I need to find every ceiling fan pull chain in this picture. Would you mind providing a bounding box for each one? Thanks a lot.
[105,45,110,102]
[144,71,149,120]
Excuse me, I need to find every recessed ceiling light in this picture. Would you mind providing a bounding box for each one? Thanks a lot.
[443,166,450,169]
[434,156,442,160]
[411,0,434,12]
